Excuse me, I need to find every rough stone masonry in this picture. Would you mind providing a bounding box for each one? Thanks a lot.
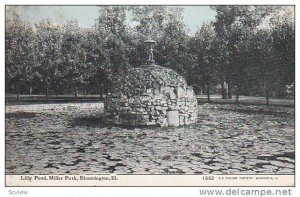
[104,65,198,127]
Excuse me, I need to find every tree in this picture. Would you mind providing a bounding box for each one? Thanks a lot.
[189,23,219,102]
[160,7,190,75]
[5,14,35,100]
[34,20,64,101]
[270,10,295,98]
[247,7,295,103]
[211,6,270,100]
[80,27,111,96]
[61,20,90,100]
[96,6,132,84]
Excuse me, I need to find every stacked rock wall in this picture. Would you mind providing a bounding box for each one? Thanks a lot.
[105,65,198,127]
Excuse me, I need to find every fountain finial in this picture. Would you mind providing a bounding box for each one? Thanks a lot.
[144,16,156,65]
[144,37,156,65]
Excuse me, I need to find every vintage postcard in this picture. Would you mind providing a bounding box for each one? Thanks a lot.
[5,4,295,187]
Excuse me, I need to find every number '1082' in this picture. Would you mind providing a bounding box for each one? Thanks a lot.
[203,176,214,180]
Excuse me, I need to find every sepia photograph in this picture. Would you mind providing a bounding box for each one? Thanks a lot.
[4,4,295,186]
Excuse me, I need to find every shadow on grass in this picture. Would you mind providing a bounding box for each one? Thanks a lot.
[69,115,107,128]
[69,114,162,130]
[5,112,37,119]
[257,151,295,161]
[220,108,293,117]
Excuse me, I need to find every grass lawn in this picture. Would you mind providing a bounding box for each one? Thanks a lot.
[5,102,294,174]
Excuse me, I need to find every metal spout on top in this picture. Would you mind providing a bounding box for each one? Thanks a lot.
[144,37,156,65]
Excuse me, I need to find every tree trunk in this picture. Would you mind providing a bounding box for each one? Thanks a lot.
[29,85,32,95]
[55,85,58,96]
[207,82,211,103]
[201,82,205,95]
[46,86,49,103]
[100,89,103,100]
[266,88,270,105]
[16,83,20,102]
[236,86,239,104]
[45,78,49,103]
[206,77,211,103]
[228,81,232,99]
[221,81,227,99]
[17,92,20,102]
[74,87,78,102]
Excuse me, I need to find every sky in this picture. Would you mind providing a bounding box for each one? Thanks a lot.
[6,6,216,34]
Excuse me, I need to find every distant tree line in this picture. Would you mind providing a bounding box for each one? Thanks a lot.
[5,6,294,102]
